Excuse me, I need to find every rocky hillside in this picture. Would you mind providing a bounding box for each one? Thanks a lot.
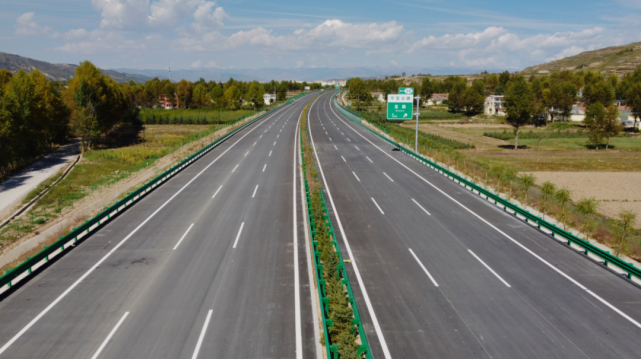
[522,41,641,76]
[0,52,152,83]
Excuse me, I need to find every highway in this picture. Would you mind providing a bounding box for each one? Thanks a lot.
[0,96,320,358]
[307,91,641,358]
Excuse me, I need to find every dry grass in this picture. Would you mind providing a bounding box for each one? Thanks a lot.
[526,172,641,227]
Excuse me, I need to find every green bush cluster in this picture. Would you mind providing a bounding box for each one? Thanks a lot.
[364,112,473,150]
[139,108,255,125]
[301,100,363,358]
[308,192,360,358]
[484,129,590,140]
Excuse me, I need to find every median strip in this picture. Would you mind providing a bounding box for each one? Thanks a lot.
[300,96,373,359]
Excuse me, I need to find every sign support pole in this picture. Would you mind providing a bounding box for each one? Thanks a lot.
[414,95,421,153]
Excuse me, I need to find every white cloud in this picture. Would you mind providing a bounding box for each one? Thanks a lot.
[191,59,202,68]
[222,20,403,51]
[206,60,217,67]
[408,26,621,69]
[91,0,227,31]
[14,12,57,37]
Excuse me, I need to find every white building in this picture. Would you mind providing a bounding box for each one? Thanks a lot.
[263,94,276,105]
[484,95,505,115]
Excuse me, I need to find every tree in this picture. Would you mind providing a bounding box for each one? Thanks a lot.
[541,181,556,219]
[499,71,511,86]
[176,79,192,109]
[584,103,606,150]
[583,80,614,107]
[348,77,368,110]
[504,77,535,149]
[576,198,597,240]
[627,82,641,125]
[603,105,622,150]
[447,79,466,113]
[463,86,485,115]
[224,85,240,110]
[546,81,577,122]
[555,188,571,230]
[519,174,535,206]
[615,210,636,256]
[486,74,499,92]
[420,77,434,103]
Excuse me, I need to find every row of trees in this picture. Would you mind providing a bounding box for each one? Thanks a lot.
[1,61,142,176]
[128,77,321,110]
[0,61,322,176]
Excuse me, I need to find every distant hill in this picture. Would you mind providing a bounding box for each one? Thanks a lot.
[0,52,153,83]
[522,42,641,76]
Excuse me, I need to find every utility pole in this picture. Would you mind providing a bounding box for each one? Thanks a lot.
[168,66,171,81]
[219,75,221,122]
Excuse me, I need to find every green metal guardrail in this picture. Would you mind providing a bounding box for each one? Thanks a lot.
[333,94,641,282]
[301,130,372,358]
[0,100,298,291]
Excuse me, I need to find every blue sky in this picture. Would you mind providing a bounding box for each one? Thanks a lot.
[2,0,640,73]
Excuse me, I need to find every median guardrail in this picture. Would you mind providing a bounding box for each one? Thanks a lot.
[333,93,641,282]
[301,114,372,358]
[0,98,301,291]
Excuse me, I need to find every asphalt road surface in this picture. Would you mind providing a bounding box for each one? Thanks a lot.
[0,96,319,359]
[307,91,641,358]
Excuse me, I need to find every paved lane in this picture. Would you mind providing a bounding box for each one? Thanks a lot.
[308,91,641,358]
[0,96,318,359]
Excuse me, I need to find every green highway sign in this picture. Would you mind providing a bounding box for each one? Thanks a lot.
[387,94,413,120]
[398,87,414,95]
[335,85,340,89]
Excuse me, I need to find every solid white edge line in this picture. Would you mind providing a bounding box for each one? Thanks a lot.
[352,171,360,182]
[263,164,267,172]
[252,185,259,198]
[308,96,393,359]
[90,311,129,359]
[233,222,245,248]
[371,197,384,215]
[212,185,223,199]
[232,164,239,172]
[173,223,195,250]
[383,172,394,182]
[191,310,213,359]
[0,103,292,356]
[341,156,346,162]
[468,250,511,288]
[327,96,641,330]
[411,198,431,216]
[408,249,439,287]
[293,105,303,359]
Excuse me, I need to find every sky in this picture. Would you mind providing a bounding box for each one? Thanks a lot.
[2,0,641,74]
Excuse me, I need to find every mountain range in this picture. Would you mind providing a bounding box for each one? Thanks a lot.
[522,41,641,76]
[0,52,153,83]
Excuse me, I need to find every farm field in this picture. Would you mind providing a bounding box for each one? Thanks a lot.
[524,171,641,226]
[398,119,641,224]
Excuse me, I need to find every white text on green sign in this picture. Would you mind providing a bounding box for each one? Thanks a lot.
[387,94,413,120]
[398,88,414,95]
